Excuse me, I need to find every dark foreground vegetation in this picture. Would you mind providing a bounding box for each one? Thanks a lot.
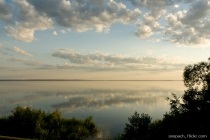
[0,107,98,140]
[115,58,210,140]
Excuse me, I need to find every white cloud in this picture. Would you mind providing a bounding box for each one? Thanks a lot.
[167,1,210,46]
[53,31,58,36]
[52,49,187,71]
[129,0,210,46]
[27,0,140,32]
[174,4,179,8]
[6,26,35,42]
[12,46,32,57]
[60,30,66,34]
[135,25,153,38]
[129,0,167,40]
[129,0,177,21]
[2,0,210,46]
[5,0,53,42]
[2,0,141,42]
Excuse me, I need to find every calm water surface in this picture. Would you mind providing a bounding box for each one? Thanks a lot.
[0,81,186,138]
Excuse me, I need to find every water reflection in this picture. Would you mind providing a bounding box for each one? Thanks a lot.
[0,81,185,137]
[53,89,178,112]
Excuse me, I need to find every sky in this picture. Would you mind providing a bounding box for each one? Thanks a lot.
[1,0,210,80]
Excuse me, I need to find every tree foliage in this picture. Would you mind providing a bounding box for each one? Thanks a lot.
[117,58,210,140]
[0,106,98,140]
[122,112,152,140]
[163,58,210,135]
[183,58,210,88]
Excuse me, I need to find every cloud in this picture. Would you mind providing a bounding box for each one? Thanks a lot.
[129,0,210,46]
[2,0,140,42]
[135,25,153,38]
[130,0,168,19]
[2,0,210,45]
[53,31,57,36]
[52,49,187,71]
[8,57,43,67]
[129,0,167,39]
[0,0,12,22]
[12,46,33,57]
[164,0,210,45]
[135,11,163,39]
[0,85,183,115]
[8,57,26,62]
[181,0,210,25]
[52,49,159,65]
[5,0,53,42]
[164,1,210,45]
[27,0,140,32]
[60,30,66,34]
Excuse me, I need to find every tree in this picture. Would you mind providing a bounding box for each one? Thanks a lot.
[0,106,98,140]
[183,58,210,89]
[122,112,152,140]
[164,58,210,134]
[182,58,210,113]
[118,58,210,140]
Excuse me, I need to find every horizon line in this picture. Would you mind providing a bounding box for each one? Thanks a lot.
[0,79,183,81]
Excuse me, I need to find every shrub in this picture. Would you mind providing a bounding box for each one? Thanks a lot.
[0,106,98,140]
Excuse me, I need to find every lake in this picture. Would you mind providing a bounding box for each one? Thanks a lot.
[0,81,186,138]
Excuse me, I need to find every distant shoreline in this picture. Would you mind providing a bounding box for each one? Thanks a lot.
[0,79,183,81]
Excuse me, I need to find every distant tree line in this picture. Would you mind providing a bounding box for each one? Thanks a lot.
[115,58,210,140]
[0,106,98,140]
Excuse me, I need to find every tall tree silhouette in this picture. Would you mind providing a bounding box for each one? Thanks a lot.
[118,58,210,140]
[164,57,210,135]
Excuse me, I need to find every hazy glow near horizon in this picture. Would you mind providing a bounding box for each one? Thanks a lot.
[1,0,210,79]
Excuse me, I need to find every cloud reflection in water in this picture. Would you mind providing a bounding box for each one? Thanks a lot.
[0,81,185,138]
[52,89,182,112]
[0,81,185,116]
